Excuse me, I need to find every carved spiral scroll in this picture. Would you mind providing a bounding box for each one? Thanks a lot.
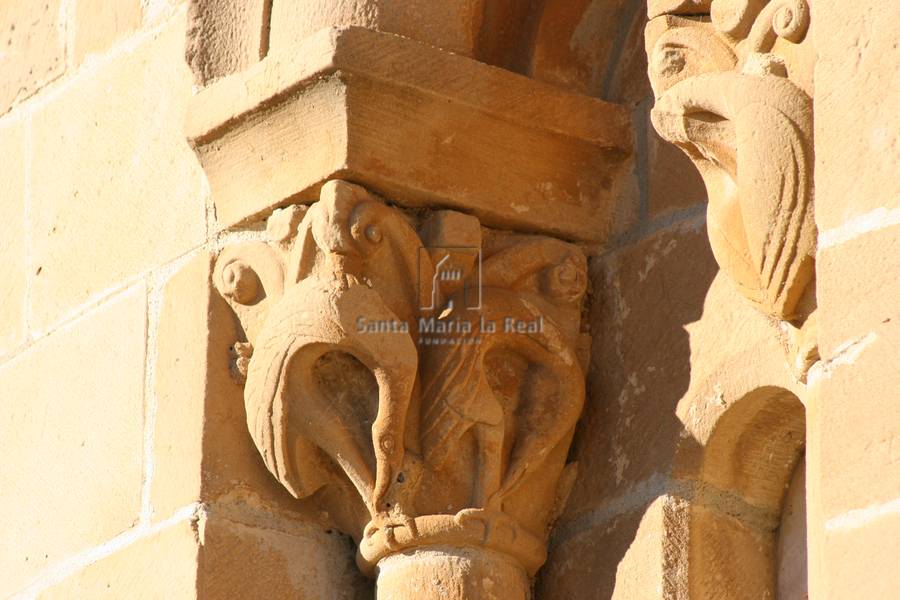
[748,0,810,51]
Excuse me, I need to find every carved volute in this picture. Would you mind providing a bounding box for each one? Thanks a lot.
[213,180,588,598]
[646,0,816,324]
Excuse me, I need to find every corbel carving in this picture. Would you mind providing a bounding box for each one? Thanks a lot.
[646,0,815,322]
[646,0,818,377]
[213,180,588,598]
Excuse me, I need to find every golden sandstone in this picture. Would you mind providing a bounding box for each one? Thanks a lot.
[0,0,897,598]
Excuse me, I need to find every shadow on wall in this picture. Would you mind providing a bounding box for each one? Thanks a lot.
[531,0,719,594]
[535,209,717,599]
[530,0,809,596]
[536,237,809,599]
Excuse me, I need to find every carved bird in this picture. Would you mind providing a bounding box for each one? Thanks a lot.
[419,241,586,512]
[651,70,816,320]
[244,181,428,523]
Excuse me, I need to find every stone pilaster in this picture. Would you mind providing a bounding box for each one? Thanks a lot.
[185,4,632,596]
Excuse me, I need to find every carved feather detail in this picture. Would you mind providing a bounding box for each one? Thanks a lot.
[650,71,815,320]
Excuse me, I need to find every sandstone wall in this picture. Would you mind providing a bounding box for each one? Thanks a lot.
[0,3,364,597]
[807,2,900,598]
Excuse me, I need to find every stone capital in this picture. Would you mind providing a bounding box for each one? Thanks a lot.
[185,7,632,595]
[210,180,589,597]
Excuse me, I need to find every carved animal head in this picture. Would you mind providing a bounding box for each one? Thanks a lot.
[646,0,816,322]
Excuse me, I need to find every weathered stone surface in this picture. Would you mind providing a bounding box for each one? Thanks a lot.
[698,387,804,514]
[823,511,900,600]
[646,119,707,219]
[185,0,541,84]
[564,222,718,515]
[151,251,320,520]
[29,13,205,332]
[186,26,631,242]
[269,0,485,60]
[185,0,270,85]
[38,521,200,599]
[606,499,669,600]
[1,0,896,597]
[527,0,637,96]
[776,457,808,600]
[603,8,653,106]
[817,321,900,519]
[817,224,900,360]
[679,387,804,599]
[0,286,146,595]
[561,209,803,595]
[74,0,143,65]
[0,1,65,115]
[538,500,665,600]
[151,252,371,593]
[637,6,825,589]
[376,548,527,600]
[0,115,27,357]
[805,373,826,600]
[814,1,900,231]
[689,504,773,600]
[150,253,211,519]
[198,514,369,599]
[810,3,900,596]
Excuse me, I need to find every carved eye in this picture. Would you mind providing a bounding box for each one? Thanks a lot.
[365,224,383,243]
[348,202,386,250]
[221,261,260,304]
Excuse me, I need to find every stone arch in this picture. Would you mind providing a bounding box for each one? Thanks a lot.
[660,273,810,600]
[689,386,806,599]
